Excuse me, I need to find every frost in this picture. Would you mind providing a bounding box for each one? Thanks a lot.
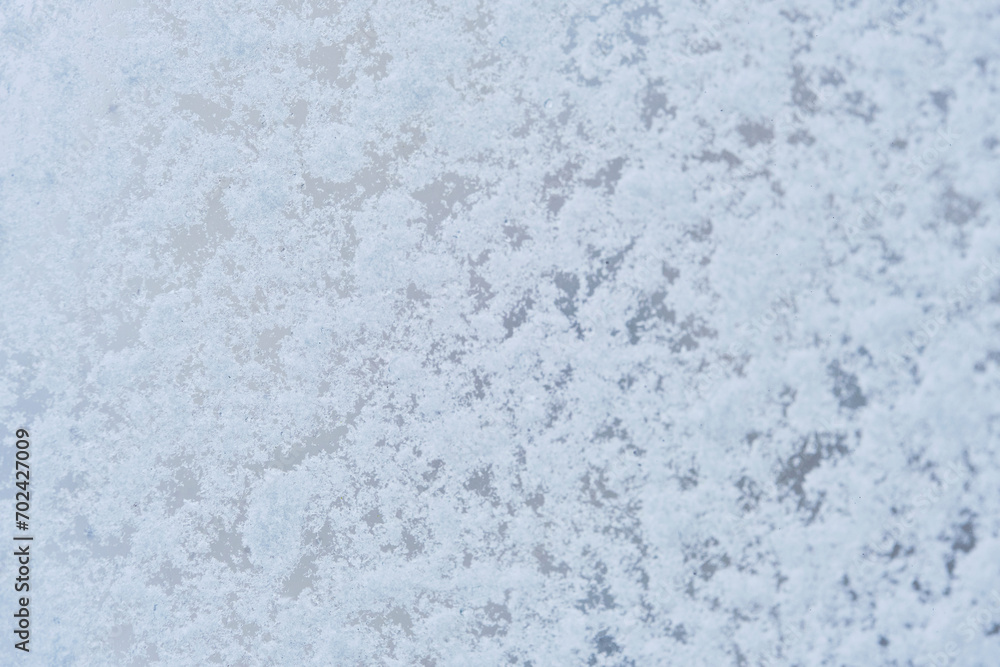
[1,0,999,664]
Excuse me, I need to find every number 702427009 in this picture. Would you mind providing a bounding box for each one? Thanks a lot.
[14,429,30,532]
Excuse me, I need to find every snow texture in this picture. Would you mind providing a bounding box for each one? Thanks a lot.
[1,0,1000,665]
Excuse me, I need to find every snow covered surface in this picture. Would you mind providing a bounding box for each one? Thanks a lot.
[1,0,999,664]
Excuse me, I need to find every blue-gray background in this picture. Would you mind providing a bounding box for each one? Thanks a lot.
[1,0,999,664]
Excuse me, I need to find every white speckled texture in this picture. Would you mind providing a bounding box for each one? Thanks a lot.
[1,0,999,665]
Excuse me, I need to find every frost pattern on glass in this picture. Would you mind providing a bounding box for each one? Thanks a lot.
[1,0,999,665]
